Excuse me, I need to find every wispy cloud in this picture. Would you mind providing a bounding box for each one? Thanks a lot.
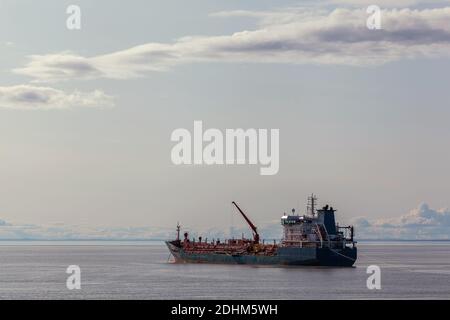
[0,222,172,240]
[0,85,114,110]
[12,7,450,82]
[2,41,14,47]
[0,219,278,241]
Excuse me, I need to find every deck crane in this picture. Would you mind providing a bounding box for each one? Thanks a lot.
[232,201,260,244]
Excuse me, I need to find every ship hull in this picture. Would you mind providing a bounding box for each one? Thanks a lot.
[166,241,356,267]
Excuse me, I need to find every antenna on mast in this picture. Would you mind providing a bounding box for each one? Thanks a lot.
[307,194,318,217]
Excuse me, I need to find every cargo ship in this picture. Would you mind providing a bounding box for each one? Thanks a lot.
[166,195,357,267]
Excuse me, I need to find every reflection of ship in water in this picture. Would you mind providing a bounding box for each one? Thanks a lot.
[166,195,357,266]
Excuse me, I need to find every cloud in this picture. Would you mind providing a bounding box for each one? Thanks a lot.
[13,7,450,82]
[0,218,280,241]
[1,203,449,240]
[352,203,450,239]
[0,85,114,110]
[374,203,450,228]
[0,219,173,240]
[351,217,372,228]
[331,0,447,7]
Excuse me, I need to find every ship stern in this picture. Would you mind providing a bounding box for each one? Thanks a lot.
[316,246,357,267]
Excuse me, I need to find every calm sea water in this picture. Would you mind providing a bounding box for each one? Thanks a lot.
[0,241,449,299]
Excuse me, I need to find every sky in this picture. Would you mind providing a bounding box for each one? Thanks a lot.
[0,0,450,239]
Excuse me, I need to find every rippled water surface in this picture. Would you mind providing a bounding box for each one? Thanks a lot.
[0,241,449,299]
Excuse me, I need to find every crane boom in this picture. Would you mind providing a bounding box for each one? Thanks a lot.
[232,201,260,243]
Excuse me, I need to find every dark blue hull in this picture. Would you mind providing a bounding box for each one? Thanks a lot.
[166,242,357,267]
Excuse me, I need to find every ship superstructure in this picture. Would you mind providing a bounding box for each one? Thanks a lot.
[166,195,357,266]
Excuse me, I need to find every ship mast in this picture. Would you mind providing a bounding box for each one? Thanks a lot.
[307,194,317,217]
[176,222,181,241]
